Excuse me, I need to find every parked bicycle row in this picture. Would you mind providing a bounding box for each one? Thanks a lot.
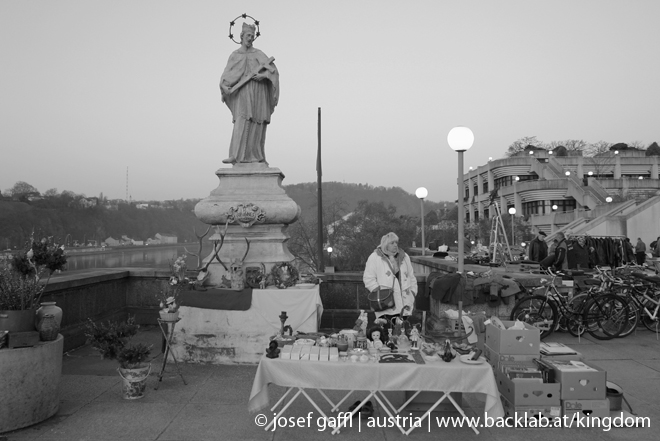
[509,264,660,340]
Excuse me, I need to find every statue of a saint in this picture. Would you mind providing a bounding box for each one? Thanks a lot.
[220,23,279,164]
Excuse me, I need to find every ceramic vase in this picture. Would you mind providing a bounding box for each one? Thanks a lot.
[37,314,60,341]
[35,302,63,328]
[159,310,179,322]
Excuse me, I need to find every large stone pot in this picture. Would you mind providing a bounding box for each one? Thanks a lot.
[0,309,36,332]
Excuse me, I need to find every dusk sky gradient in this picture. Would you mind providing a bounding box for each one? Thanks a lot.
[1,1,658,203]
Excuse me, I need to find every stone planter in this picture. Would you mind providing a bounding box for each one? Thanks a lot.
[0,309,36,332]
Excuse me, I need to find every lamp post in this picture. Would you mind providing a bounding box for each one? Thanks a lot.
[326,246,334,273]
[448,126,474,337]
[415,187,428,256]
[508,207,516,245]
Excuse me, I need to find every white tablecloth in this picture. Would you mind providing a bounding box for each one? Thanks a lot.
[248,355,504,419]
[251,287,323,333]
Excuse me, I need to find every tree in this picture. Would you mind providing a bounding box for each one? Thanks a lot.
[560,139,588,152]
[506,136,542,157]
[287,197,348,272]
[628,140,646,150]
[7,181,39,199]
[646,142,660,156]
[584,141,612,157]
[329,201,417,271]
[43,188,59,197]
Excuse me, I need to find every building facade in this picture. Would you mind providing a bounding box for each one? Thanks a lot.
[462,147,660,239]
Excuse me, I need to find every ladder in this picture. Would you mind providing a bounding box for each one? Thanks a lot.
[489,201,514,265]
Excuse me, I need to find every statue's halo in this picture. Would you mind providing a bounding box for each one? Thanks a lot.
[228,13,261,45]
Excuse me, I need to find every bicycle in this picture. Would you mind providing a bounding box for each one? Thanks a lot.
[606,267,660,335]
[509,268,630,340]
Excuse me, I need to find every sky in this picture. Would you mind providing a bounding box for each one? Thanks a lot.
[1,1,659,203]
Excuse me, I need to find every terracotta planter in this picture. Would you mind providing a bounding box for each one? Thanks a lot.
[0,309,36,332]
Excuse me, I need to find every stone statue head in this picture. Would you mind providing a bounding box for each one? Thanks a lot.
[240,23,256,47]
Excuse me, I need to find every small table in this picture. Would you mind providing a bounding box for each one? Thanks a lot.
[155,318,187,389]
[248,354,504,435]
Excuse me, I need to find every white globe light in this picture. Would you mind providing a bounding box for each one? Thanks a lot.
[565,171,571,176]
[521,242,526,247]
[327,246,333,253]
[588,171,593,176]
[508,207,516,215]
[514,176,520,181]
[639,176,644,180]
[488,157,493,161]
[529,151,534,155]
[447,127,474,152]
[606,197,612,203]
[548,150,553,155]
[552,204,558,210]
[614,150,619,155]
[415,187,428,199]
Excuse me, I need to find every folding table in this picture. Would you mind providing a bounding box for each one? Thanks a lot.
[248,354,504,435]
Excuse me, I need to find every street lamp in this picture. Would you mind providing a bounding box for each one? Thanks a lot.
[606,197,613,203]
[415,187,428,256]
[448,126,474,337]
[508,207,516,245]
[326,246,334,273]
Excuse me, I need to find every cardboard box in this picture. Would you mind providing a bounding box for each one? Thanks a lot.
[501,395,562,427]
[319,347,329,361]
[484,345,536,370]
[562,399,610,424]
[496,362,561,406]
[309,346,320,361]
[329,347,339,362]
[300,346,311,361]
[542,360,606,400]
[280,345,292,360]
[485,321,540,355]
[290,345,302,360]
[539,342,583,362]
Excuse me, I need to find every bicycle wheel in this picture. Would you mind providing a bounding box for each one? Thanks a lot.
[641,299,660,332]
[565,294,588,337]
[583,295,629,340]
[617,297,640,338]
[510,295,558,340]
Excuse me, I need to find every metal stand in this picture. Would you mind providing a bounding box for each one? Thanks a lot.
[155,318,187,389]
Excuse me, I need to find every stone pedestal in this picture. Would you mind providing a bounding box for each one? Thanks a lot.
[194,163,301,284]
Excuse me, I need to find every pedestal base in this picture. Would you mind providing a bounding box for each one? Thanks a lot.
[194,162,302,284]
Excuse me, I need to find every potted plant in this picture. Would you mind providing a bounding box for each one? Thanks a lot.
[155,254,191,322]
[84,316,153,399]
[0,235,67,333]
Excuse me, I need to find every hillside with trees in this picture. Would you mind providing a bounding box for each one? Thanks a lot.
[0,181,454,253]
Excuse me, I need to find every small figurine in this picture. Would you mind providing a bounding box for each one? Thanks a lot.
[367,326,385,349]
[354,309,368,337]
[392,317,402,337]
[266,340,280,359]
[410,325,420,350]
[441,339,456,363]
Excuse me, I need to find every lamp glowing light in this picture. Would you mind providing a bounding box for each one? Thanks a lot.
[606,197,612,203]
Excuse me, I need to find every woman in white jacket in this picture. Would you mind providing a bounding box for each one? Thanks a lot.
[363,232,417,324]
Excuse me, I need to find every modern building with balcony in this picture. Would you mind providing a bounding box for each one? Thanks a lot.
[462,146,660,241]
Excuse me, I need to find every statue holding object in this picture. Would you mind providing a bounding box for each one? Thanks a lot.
[220,22,279,165]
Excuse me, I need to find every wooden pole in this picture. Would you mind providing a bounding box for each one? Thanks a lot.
[317,108,324,272]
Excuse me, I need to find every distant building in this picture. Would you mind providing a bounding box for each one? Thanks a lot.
[131,240,144,246]
[155,233,177,244]
[146,237,161,245]
[136,203,149,209]
[104,237,121,246]
[79,197,98,208]
[462,147,660,241]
